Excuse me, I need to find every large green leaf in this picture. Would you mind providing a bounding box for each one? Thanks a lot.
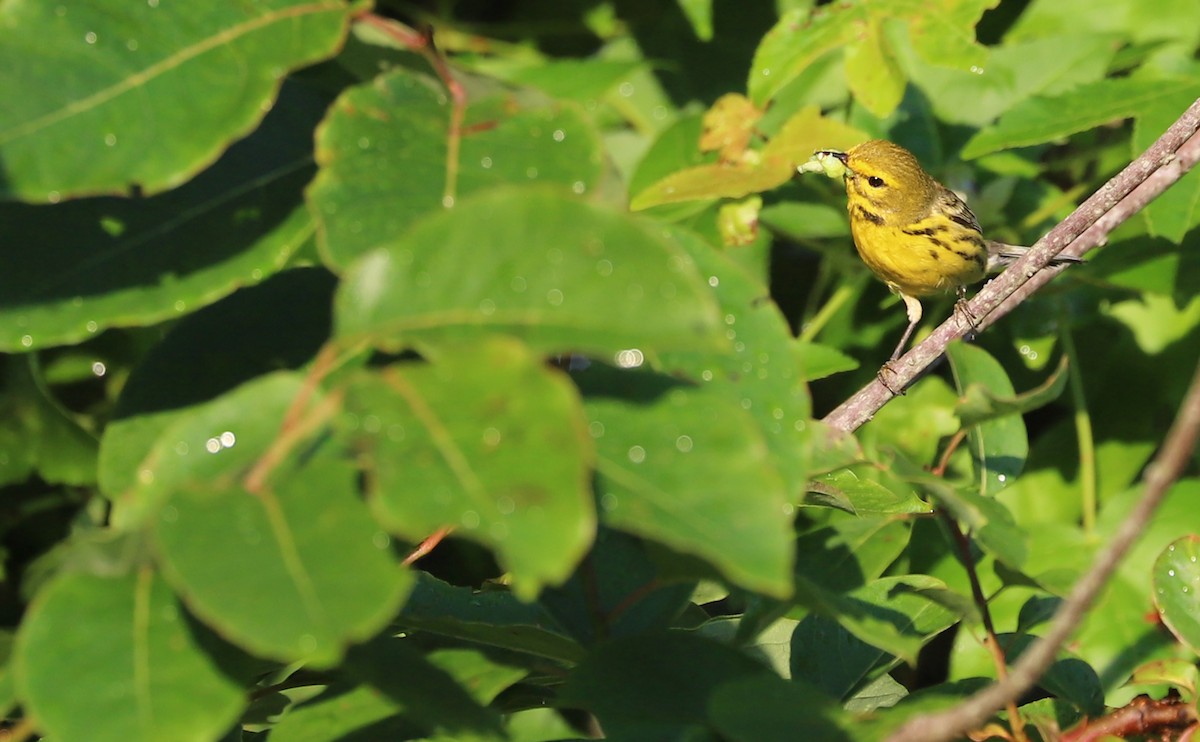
[0,84,325,352]
[308,66,603,269]
[98,269,335,499]
[709,674,854,742]
[338,338,595,599]
[0,0,354,200]
[15,569,245,742]
[583,373,794,598]
[656,226,812,498]
[961,74,1200,158]
[334,187,727,358]
[154,446,411,666]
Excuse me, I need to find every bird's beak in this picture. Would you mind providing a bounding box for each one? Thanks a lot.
[815,149,849,165]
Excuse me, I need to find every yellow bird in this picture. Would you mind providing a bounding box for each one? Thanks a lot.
[814,140,1080,360]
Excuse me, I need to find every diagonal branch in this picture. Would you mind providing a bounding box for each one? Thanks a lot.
[884,355,1200,742]
[823,97,1200,433]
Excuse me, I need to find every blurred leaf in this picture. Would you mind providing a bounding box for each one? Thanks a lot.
[961,75,1200,158]
[1006,0,1200,44]
[499,59,645,102]
[896,33,1119,126]
[676,0,714,41]
[831,575,967,665]
[1152,535,1200,658]
[844,18,905,118]
[0,357,97,487]
[760,202,851,240]
[1134,82,1200,243]
[585,377,794,598]
[748,0,996,109]
[655,226,812,498]
[398,573,584,663]
[699,94,764,162]
[339,338,594,599]
[1126,658,1200,702]
[0,0,353,200]
[308,67,602,269]
[266,683,422,742]
[344,636,504,737]
[955,353,1070,426]
[15,570,245,742]
[334,187,726,358]
[946,342,1030,495]
[0,83,324,352]
[631,106,865,209]
[148,378,410,666]
[99,268,335,499]
[791,613,897,702]
[709,674,853,742]
[797,341,860,381]
[559,632,770,730]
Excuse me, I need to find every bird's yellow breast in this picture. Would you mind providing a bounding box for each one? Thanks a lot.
[849,214,987,298]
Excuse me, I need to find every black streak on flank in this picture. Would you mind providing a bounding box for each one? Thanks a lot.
[928,249,940,261]
[949,211,978,230]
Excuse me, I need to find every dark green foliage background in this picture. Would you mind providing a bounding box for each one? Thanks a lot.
[1,0,1199,740]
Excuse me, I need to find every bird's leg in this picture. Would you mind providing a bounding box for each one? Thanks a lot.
[888,294,924,361]
[878,293,923,395]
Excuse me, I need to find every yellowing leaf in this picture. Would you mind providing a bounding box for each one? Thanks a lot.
[699,93,765,162]
[631,106,867,210]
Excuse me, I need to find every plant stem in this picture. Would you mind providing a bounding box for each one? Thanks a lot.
[1059,310,1097,534]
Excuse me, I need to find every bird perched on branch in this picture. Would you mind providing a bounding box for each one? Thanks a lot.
[808,140,1081,360]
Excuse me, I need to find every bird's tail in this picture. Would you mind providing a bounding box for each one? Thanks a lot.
[985,241,1084,272]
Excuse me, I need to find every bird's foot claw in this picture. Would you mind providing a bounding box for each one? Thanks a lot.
[877,361,907,395]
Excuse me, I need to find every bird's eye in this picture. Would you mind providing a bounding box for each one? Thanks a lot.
[867,176,885,188]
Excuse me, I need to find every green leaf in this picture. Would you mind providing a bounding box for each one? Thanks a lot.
[0,0,353,201]
[0,83,324,352]
[748,0,996,109]
[809,470,933,515]
[0,357,98,487]
[339,338,595,599]
[308,67,603,269]
[584,375,794,598]
[1153,535,1200,658]
[1133,82,1200,244]
[709,674,854,742]
[110,373,307,528]
[921,478,1029,570]
[266,683,421,742]
[155,449,410,666]
[398,573,584,663]
[946,342,1030,495]
[844,18,905,118]
[955,353,1070,427]
[832,575,968,665]
[15,569,245,742]
[99,268,335,499]
[344,635,504,737]
[334,187,726,358]
[961,75,1200,159]
[794,515,912,595]
[896,33,1119,127]
[791,614,897,702]
[559,632,770,730]
[676,0,714,41]
[655,226,812,498]
[499,59,646,102]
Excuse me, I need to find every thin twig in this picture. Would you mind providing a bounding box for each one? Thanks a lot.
[824,98,1200,432]
[885,357,1200,742]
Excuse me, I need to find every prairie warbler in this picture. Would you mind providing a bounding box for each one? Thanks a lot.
[814,140,1080,360]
